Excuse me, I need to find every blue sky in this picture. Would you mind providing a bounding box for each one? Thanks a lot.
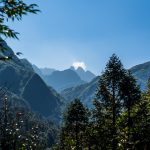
[6,0,150,75]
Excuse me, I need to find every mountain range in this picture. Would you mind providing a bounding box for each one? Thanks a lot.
[44,69,85,92]
[33,65,96,92]
[32,65,55,77]
[70,66,96,82]
[1,38,150,121]
[33,59,150,108]
[0,38,63,123]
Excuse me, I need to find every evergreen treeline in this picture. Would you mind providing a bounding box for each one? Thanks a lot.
[52,54,150,150]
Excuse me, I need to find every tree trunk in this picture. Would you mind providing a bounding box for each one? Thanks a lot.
[128,105,131,144]
[75,122,80,150]
[112,83,117,150]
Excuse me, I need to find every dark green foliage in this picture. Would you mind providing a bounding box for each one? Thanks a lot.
[57,99,89,150]
[58,54,148,150]
[119,71,141,148]
[53,55,150,150]
[0,0,39,39]
[93,54,127,150]
[131,79,150,149]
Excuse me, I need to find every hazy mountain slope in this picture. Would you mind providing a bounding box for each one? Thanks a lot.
[0,38,62,122]
[32,64,43,77]
[130,61,150,90]
[20,59,34,72]
[61,61,150,107]
[44,69,86,92]
[61,77,98,107]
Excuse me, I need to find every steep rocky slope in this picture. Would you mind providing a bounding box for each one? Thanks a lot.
[0,38,63,122]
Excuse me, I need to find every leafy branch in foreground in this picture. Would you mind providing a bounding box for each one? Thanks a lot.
[0,0,40,39]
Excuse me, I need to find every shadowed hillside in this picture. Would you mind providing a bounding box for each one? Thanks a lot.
[0,38,63,123]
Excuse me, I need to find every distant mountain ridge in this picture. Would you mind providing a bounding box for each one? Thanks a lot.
[33,65,96,92]
[61,61,150,107]
[70,66,96,82]
[44,69,85,92]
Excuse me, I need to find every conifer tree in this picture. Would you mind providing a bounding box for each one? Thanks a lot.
[60,99,89,150]
[94,54,126,150]
[93,54,141,150]
[92,98,107,149]
[132,79,150,149]
[120,71,141,148]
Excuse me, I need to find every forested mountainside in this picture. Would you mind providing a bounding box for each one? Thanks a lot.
[0,38,63,123]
